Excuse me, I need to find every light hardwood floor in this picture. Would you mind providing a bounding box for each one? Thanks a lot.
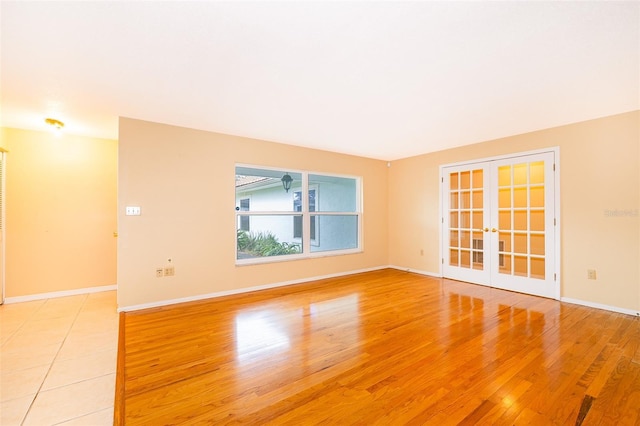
[115,269,640,425]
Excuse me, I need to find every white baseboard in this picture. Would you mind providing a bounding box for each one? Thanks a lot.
[3,284,117,305]
[561,297,640,317]
[389,266,639,317]
[388,265,442,278]
[118,265,389,312]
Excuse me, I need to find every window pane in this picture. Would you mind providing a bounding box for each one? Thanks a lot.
[530,210,545,231]
[450,173,459,190]
[460,191,471,209]
[310,215,317,241]
[514,255,528,277]
[499,232,511,252]
[460,171,470,190]
[450,230,459,247]
[472,211,483,230]
[450,249,459,266]
[498,188,511,208]
[498,166,511,186]
[237,215,302,259]
[514,233,527,254]
[238,198,250,231]
[450,192,459,209]
[293,216,302,238]
[530,161,544,184]
[514,210,527,230]
[460,211,471,228]
[472,191,483,209]
[530,186,544,207]
[450,212,459,228]
[310,215,358,253]
[530,233,545,255]
[309,175,357,212]
[460,250,471,268]
[236,167,302,212]
[499,210,511,230]
[530,257,545,279]
[514,187,527,208]
[472,169,483,189]
[460,230,471,248]
[513,163,527,185]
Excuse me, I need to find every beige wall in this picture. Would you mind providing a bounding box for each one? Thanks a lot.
[2,127,117,298]
[117,118,389,309]
[389,111,640,311]
[9,112,635,311]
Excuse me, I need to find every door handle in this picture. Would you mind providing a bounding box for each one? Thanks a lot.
[491,228,497,233]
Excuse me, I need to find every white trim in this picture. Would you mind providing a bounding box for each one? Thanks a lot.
[438,169,443,278]
[388,265,442,278]
[118,266,387,312]
[561,297,640,317]
[3,284,117,304]
[439,147,560,169]
[235,247,363,266]
[552,148,561,301]
[0,152,5,304]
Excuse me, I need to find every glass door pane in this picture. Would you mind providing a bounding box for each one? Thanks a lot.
[490,152,556,299]
[442,165,490,285]
[495,162,545,280]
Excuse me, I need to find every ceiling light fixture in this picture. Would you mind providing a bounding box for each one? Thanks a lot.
[45,117,64,131]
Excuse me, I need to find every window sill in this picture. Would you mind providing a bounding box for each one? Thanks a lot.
[235,248,363,267]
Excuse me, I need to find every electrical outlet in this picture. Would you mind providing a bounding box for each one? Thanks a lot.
[164,266,175,277]
[587,269,597,280]
[155,268,164,278]
[125,206,141,216]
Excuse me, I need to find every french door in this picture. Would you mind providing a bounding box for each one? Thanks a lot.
[442,151,558,299]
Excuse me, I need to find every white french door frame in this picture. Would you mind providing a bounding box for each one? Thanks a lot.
[0,151,5,304]
[439,147,561,300]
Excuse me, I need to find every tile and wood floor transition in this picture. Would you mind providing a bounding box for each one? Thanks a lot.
[115,269,640,425]
[2,270,639,425]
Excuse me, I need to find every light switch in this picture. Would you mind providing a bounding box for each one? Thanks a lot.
[125,206,141,216]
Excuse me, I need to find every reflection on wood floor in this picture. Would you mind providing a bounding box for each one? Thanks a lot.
[115,269,640,425]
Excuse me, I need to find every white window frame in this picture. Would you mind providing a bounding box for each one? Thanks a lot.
[293,185,319,246]
[235,164,363,265]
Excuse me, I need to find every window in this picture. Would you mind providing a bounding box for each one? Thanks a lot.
[239,198,250,231]
[235,166,361,263]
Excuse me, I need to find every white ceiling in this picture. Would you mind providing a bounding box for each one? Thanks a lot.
[1,1,638,161]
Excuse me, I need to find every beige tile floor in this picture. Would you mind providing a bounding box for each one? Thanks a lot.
[1,291,118,425]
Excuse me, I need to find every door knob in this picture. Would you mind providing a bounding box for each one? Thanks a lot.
[483,228,489,232]
[491,228,497,232]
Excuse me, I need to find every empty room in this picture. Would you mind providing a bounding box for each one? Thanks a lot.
[1,1,639,425]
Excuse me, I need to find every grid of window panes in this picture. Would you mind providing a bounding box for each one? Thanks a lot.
[308,174,358,253]
[497,161,545,279]
[235,166,360,262]
[449,169,484,270]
